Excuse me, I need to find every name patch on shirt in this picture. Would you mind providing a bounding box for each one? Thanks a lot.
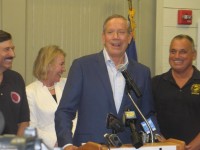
[191,84,200,95]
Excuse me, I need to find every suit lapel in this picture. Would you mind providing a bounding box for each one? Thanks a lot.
[95,51,117,113]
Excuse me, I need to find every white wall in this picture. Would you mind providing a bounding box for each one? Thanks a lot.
[156,0,200,75]
[0,0,26,77]
[1,0,200,80]
[0,0,156,84]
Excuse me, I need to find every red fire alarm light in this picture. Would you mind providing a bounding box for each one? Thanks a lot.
[178,10,192,25]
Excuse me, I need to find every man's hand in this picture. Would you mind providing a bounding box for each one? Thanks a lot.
[17,122,29,136]
[64,145,78,150]
[186,133,200,150]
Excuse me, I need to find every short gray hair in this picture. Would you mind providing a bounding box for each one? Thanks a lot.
[103,14,131,33]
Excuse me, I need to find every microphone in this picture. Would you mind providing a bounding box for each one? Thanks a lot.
[118,65,142,98]
[141,118,156,134]
[118,65,155,143]
[141,118,162,143]
[106,113,124,134]
[104,133,122,147]
[123,110,143,149]
[0,127,51,150]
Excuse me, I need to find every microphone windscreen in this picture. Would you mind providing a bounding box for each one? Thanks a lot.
[141,118,156,134]
[117,64,127,72]
[104,133,122,147]
[106,113,124,133]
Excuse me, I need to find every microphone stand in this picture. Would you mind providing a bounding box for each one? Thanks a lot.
[126,84,155,143]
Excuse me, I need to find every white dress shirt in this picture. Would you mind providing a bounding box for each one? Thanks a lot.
[103,49,128,113]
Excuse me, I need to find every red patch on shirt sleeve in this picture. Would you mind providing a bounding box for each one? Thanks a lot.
[10,91,21,103]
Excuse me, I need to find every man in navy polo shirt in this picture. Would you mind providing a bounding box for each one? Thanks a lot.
[152,34,200,150]
[0,30,29,136]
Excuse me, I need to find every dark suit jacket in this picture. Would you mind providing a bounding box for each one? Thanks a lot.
[55,51,157,147]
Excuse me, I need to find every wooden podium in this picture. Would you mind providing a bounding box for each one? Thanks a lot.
[77,139,185,150]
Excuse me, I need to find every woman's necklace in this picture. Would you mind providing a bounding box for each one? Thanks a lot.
[47,85,55,90]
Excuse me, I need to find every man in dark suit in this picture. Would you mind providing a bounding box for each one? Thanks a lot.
[55,14,158,150]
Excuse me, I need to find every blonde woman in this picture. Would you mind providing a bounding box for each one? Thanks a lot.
[26,45,76,149]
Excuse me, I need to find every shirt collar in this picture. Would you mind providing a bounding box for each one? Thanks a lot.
[163,66,200,82]
[103,48,129,68]
[191,66,200,80]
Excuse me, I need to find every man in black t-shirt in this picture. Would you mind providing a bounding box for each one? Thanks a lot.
[0,30,30,136]
[152,34,200,150]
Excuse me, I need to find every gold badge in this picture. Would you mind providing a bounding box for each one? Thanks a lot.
[191,84,200,95]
